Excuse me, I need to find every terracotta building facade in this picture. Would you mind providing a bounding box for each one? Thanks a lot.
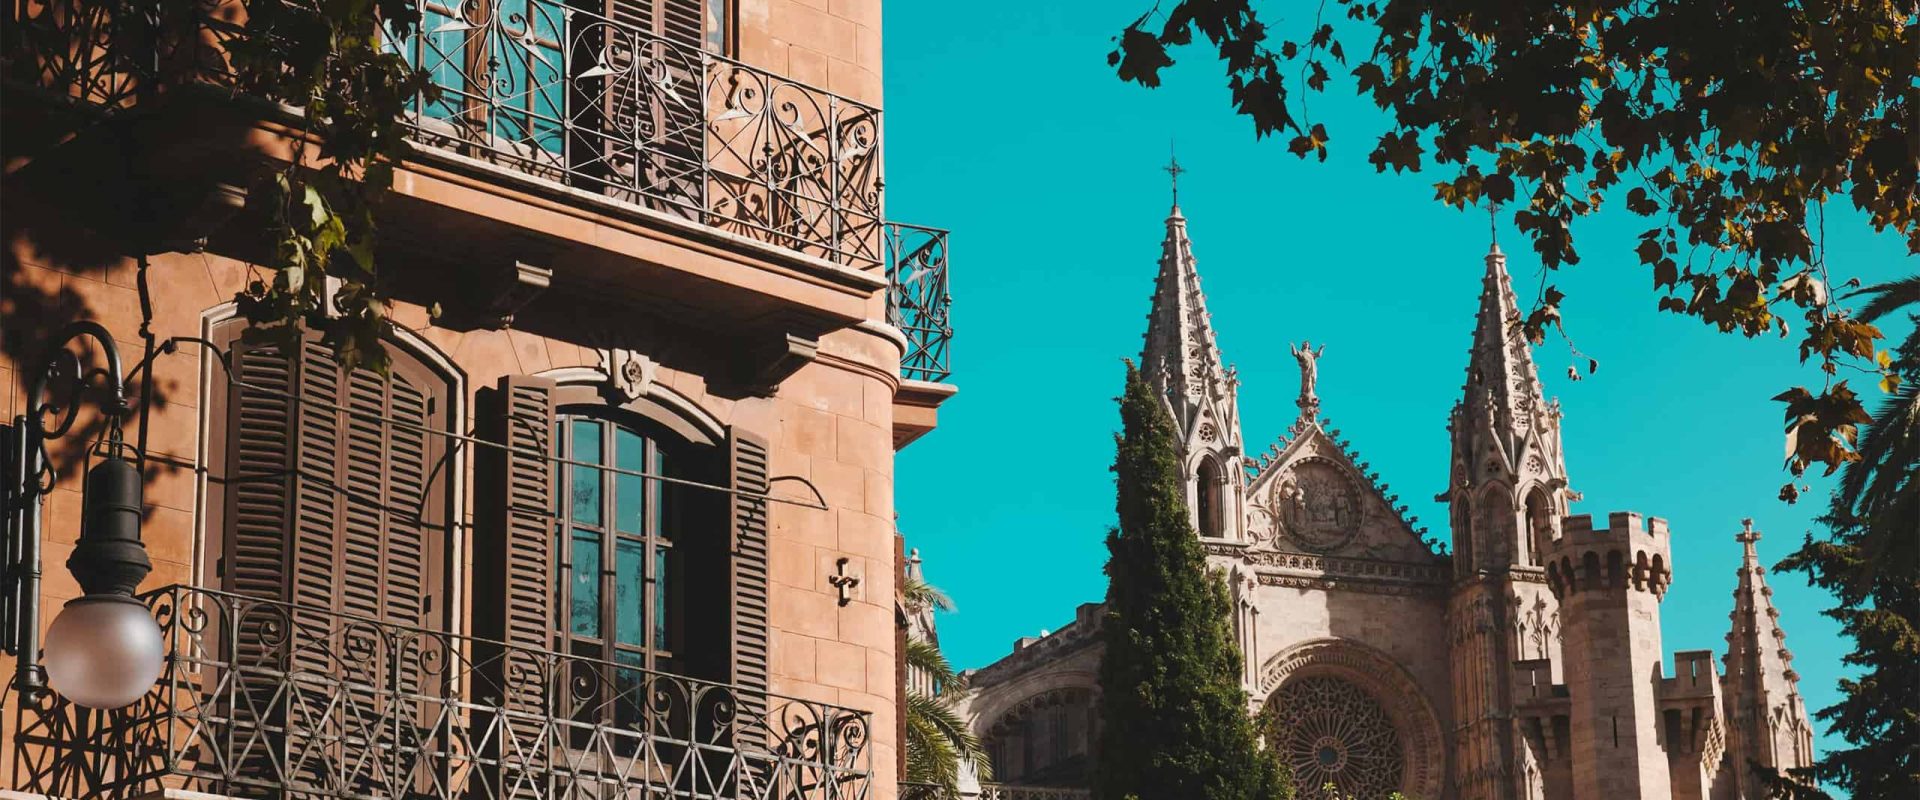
[0,1,954,798]
[954,202,1816,800]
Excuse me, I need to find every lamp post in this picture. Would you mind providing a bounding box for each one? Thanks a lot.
[10,321,165,708]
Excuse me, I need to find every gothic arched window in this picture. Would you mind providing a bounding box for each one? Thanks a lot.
[1524,489,1553,567]
[1196,457,1225,538]
[1451,503,1474,576]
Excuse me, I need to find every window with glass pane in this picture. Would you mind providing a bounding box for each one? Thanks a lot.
[552,414,684,688]
[395,0,563,154]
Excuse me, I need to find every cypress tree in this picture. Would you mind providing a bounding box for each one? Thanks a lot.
[1094,364,1289,800]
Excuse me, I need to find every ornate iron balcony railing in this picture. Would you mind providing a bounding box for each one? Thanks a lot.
[975,784,1091,800]
[9,584,872,800]
[6,0,885,269]
[896,783,1090,800]
[884,223,952,383]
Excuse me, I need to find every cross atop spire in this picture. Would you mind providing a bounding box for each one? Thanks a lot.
[1488,199,1501,250]
[1164,141,1185,209]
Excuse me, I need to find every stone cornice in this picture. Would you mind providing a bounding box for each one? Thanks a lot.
[1206,542,1450,593]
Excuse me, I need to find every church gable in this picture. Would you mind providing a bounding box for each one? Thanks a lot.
[1245,419,1434,563]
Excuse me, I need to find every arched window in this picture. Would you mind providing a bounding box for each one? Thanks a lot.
[204,319,458,774]
[550,403,722,674]
[475,375,769,736]
[1451,503,1473,575]
[206,319,457,631]
[1196,457,1225,538]
[1524,489,1553,567]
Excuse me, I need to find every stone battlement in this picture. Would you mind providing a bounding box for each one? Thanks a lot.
[1512,658,1568,705]
[1544,512,1673,598]
[1554,512,1671,551]
[1659,650,1721,702]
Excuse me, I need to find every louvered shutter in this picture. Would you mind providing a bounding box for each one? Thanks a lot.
[221,335,300,783]
[217,328,449,794]
[728,428,771,725]
[474,374,558,797]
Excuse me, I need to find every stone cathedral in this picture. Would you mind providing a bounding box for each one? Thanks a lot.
[951,199,1817,800]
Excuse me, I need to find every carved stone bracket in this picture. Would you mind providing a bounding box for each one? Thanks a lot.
[145,181,249,254]
[456,259,552,330]
[739,333,819,397]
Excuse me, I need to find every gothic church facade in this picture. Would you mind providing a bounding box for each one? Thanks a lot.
[953,201,1815,800]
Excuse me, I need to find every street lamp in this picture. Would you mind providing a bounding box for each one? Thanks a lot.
[11,321,165,709]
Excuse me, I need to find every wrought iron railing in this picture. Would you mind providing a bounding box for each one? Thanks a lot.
[977,784,1091,800]
[895,784,1090,800]
[9,584,872,800]
[885,223,952,383]
[5,0,886,269]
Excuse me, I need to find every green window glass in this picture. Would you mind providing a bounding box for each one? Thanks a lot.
[552,412,683,675]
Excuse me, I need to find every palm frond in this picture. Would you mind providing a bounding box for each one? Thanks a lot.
[905,690,991,790]
[906,638,967,694]
[1846,275,1920,323]
[902,577,955,613]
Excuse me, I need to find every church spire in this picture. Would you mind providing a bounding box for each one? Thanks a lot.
[1722,520,1815,790]
[1464,242,1550,450]
[1139,188,1245,541]
[1443,240,1570,572]
[1141,203,1237,443]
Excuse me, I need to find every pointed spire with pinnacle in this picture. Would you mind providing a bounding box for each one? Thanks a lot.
[1465,243,1550,446]
[1140,195,1238,449]
[1138,154,1246,541]
[1443,234,1571,571]
[1723,520,1815,786]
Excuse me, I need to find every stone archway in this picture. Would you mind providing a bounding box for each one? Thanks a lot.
[1256,640,1445,800]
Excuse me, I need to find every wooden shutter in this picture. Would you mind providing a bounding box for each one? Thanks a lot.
[728,428,771,724]
[222,332,446,622]
[473,374,558,796]
[216,328,450,793]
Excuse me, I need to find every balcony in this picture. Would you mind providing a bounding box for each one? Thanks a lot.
[5,0,954,385]
[885,224,951,384]
[8,585,873,800]
[898,783,1090,800]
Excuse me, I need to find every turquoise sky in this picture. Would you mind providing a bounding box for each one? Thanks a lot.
[882,2,1914,762]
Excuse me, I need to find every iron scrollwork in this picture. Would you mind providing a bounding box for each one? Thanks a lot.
[886,223,952,383]
[10,584,874,800]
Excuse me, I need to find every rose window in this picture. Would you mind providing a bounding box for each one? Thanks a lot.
[1268,676,1405,799]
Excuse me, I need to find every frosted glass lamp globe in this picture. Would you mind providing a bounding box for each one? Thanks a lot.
[43,595,165,709]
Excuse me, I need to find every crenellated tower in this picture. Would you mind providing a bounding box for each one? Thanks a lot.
[1544,512,1675,799]
[1140,198,1246,542]
[1721,520,1815,797]
[1442,243,1575,799]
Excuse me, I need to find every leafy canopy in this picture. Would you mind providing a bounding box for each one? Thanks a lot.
[1095,364,1289,800]
[1110,0,1917,489]
[221,0,433,372]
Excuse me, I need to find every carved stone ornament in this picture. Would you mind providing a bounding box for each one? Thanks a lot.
[597,347,658,403]
[1275,460,1362,553]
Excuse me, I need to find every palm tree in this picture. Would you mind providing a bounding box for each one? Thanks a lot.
[1775,275,1920,797]
[901,576,990,794]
